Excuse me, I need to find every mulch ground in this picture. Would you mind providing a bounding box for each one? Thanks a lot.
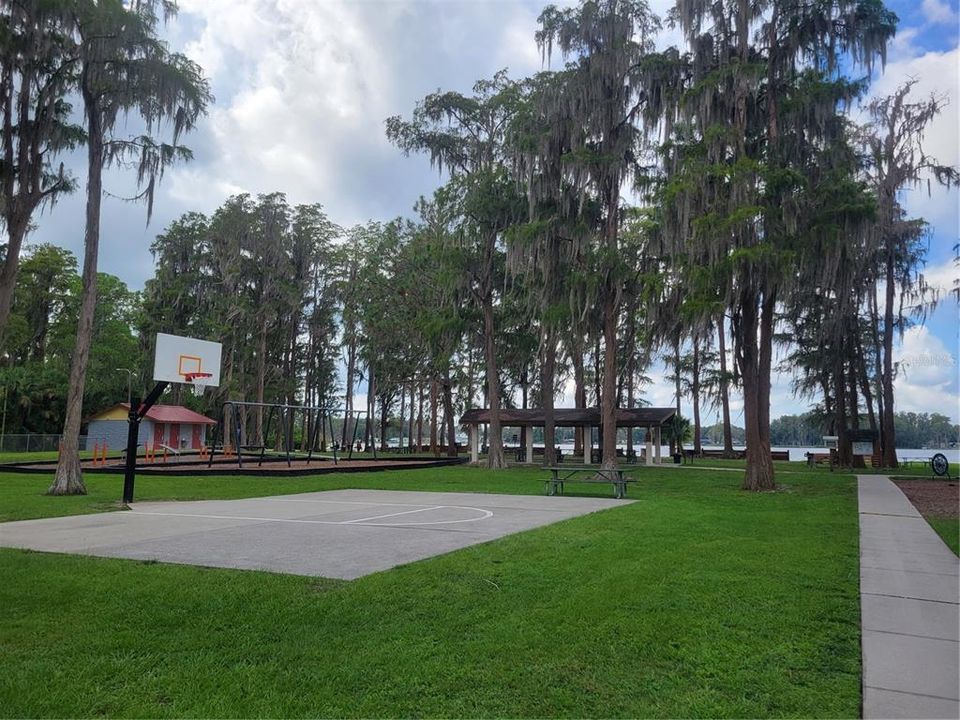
[118,458,448,473]
[894,479,959,518]
[3,454,462,476]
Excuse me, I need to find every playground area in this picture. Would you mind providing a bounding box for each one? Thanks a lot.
[0,489,627,579]
[0,451,465,477]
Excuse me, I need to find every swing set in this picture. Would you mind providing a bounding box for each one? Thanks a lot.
[206,400,374,468]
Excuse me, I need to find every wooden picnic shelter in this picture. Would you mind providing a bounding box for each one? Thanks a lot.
[459,407,677,465]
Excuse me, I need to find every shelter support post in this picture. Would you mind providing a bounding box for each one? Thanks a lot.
[470,425,479,464]
[646,430,654,466]
[655,426,662,464]
[583,425,590,465]
[526,425,534,464]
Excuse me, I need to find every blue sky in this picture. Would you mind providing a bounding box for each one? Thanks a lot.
[23,0,960,424]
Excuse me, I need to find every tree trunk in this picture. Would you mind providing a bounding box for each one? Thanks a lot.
[756,288,776,482]
[416,382,424,452]
[342,339,356,446]
[380,394,389,451]
[442,368,457,457]
[254,321,267,445]
[672,335,682,455]
[626,334,635,459]
[429,378,438,456]
[835,355,851,467]
[868,280,886,445]
[848,360,859,431]
[692,337,702,455]
[600,285,618,468]
[399,388,406,449]
[408,383,415,451]
[0,46,43,352]
[482,294,505,469]
[717,315,734,455]
[880,250,898,467]
[739,287,775,491]
[365,365,375,450]
[0,217,30,352]
[856,335,878,432]
[572,336,585,455]
[51,106,103,496]
[541,327,557,466]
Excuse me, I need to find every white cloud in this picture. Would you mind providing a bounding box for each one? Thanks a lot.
[921,256,960,299]
[161,0,576,229]
[169,0,397,216]
[922,0,959,26]
[866,47,960,243]
[889,27,922,60]
[894,325,959,417]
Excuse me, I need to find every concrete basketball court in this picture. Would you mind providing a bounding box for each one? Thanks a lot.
[0,489,630,579]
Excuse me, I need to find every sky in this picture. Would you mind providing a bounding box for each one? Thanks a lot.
[23,0,960,426]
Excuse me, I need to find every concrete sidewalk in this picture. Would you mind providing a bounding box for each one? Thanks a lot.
[858,475,959,719]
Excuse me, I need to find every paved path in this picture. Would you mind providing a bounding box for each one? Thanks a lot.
[858,475,959,719]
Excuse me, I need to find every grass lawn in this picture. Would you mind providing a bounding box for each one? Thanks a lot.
[686,457,955,478]
[0,465,861,717]
[0,449,101,464]
[927,516,959,555]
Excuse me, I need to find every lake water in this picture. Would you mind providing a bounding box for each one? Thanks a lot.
[548,443,960,463]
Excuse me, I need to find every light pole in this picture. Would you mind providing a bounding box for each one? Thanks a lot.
[116,368,135,405]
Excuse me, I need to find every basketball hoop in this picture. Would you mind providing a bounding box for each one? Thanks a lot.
[183,371,213,397]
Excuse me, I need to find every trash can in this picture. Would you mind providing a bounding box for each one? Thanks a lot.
[673,453,681,464]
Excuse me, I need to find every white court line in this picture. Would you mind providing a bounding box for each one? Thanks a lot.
[127,506,493,527]
[341,506,442,524]
[129,510,350,526]
[362,508,494,526]
[258,497,445,508]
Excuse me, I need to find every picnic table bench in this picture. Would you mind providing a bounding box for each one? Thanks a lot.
[543,466,635,499]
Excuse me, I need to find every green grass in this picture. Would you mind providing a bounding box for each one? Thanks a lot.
[0,466,861,717]
[693,458,956,478]
[926,516,959,555]
[0,449,101,464]
[888,478,958,556]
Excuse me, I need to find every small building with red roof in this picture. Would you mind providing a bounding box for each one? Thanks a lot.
[85,403,216,452]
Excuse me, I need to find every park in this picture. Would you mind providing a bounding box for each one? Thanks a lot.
[0,0,958,718]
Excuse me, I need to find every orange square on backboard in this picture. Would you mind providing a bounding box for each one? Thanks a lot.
[177,355,202,377]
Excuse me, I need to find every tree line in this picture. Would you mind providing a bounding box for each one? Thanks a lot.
[1,0,956,494]
[769,412,958,449]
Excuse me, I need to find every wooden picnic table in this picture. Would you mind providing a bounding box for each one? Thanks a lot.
[543,466,635,499]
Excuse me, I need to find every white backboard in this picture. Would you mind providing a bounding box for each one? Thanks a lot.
[154,333,222,386]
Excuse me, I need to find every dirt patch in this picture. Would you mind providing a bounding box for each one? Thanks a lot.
[893,479,958,519]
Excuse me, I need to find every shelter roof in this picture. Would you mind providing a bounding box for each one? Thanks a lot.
[459,407,676,428]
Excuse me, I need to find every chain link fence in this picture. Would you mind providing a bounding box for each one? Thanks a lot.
[0,434,88,453]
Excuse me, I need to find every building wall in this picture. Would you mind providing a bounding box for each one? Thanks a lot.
[93,405,130,421]
[85,419,210,451]
[141,423,207,450]
[85,419,154,451]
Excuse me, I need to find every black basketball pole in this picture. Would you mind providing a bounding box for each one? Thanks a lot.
[122,381,168,505]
